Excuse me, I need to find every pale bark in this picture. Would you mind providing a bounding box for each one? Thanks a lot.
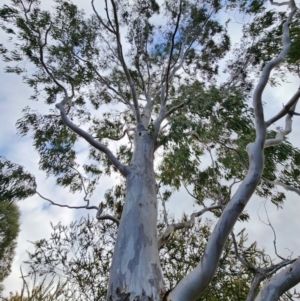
[254,258,300,301]
[265,179,300,196]
[264,102,297,148]
[56,100,129,176]
[167,4,296,300]
[167,141,265,301]
[107,130,165,301]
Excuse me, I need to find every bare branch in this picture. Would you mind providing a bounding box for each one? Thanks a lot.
[92,0,115,34]
[231,231,257,272]
[158,205,221,249]
[265,101,298,148]
[265,87,300,127]
[270,0,292,7]
[36,190,98,211]
[263,178,300,196]
[36,191,119,225]
[110,0,142,126]
[254,257,300,301]
[163,0,183,105]
[164,101,188,119]
[96,211,120,225]
[56,100,129,176]
[258,202,285,260]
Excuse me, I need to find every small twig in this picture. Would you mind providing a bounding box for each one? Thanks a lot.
[257,202,285,260]
[36,191,119,226]
[231,231,257,272]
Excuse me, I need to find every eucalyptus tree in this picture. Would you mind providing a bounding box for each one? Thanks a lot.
[0,0,300,300]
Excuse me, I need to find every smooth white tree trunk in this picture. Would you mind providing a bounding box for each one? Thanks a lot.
[107,130,165,301]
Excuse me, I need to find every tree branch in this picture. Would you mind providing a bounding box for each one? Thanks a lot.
[265,87,300,127]
[258,202,285,260]
[264,102,297,148]
[91,0,115,34]
[163,0,183,106]
[158,205,220,249]
[36,191,119,225]
[270,0,292,7]
[56,99,129,176]
[263,178,300,196]
[167,5,297,301]
[254,257,300,301]
[231,231,256,272]
[110,0,142,127]
[164,101,188,119]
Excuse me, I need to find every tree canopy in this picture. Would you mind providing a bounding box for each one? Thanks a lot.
[0,202,20,294]
[0,0,300,300]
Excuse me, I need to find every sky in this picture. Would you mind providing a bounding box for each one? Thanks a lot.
[0,0,300,296]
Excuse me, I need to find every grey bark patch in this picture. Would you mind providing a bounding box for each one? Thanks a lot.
[148,263,163,288]
[128,224,152,272]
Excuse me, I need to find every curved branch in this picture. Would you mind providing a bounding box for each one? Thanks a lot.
[264,178,300,196]
[96,213,120,225]
[167,6,297,301]
[37,191,119,225]
[56,101,129,176]
[258,202,285,260]
[264,102,297,148]
[164,101,188,119]
[253,6,296,140]
[265,87,300,127]
[158,205,221,249]
[254,257,300,301]
[36,191,98,211]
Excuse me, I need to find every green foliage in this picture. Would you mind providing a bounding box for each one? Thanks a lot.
[22,217,273,301]
[0,0,300,298]
[18,215,299,301]
[0,202,20,293]
[25,217,116,300]
[1,274,78,301]
[0,157,36,203]
[1,0,296,207]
